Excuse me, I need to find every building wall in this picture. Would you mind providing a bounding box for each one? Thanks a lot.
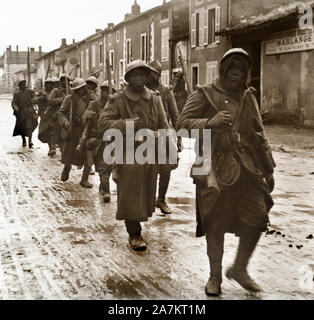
[262,41,314,126]
[231,0,314,25]
[189,0,230,88]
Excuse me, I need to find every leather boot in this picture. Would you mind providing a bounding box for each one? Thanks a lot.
[80,166,93,188]
[205,232,224,296]
[156,199,172,214]
[61,165,71,182]
[226,227,262,292]
[99,173,110,202]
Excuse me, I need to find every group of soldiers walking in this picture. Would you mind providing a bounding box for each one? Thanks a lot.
[11,48,276,297]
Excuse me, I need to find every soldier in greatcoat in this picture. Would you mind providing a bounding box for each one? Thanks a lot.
[98,60,170,251]
[57,78,93,187]
[178,48,276,295]
[47,74,71,155]
[147,60,180,215]
[12,80,38,148]
[83,80,117,202]
[33,78,55,155]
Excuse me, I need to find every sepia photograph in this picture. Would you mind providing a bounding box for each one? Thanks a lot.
[0,0,313,308]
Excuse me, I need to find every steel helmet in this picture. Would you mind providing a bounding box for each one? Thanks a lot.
[52,77,59,82]
[148,60,162,76]
[86,76,99,87]
[100,80,116,91]
[221,48,251,66]
[45,78,54,84]
[71,78,86,90]
[124,59,152,82]
[18,79,26,86]
[59,73,71,81]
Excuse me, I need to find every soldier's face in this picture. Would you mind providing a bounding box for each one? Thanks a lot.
[226,60,246,84]
[19,82,26,90]
[75,86,87,97]
[128,69,147,90]
[101,87,109,100]
[87,82,97,91]
[54,81,60,88]
[45,83,54,92]
[60,78,67,88]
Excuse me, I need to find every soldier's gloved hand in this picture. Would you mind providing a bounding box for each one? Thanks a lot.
[207,111,232,128]
[84,110,97,120]
[266,174,275,193]
[64,120,71,131]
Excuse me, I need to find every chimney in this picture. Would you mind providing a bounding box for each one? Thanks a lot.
[72,39,75,44]
[39,46,42,52]
[61,38,67,47]
[16,45,19,52]
[131,0,140,16]
[30,47,35,52]
[124,13,132,20]
[107,23,114,29]
[95,28,102,33]
[8,45,12,51]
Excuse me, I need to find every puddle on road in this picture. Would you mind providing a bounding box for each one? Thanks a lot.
[66,199,90,207]
[167,197,194,205]
[58,226,86,234]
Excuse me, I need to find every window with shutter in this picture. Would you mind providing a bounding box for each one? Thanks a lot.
[208,8,215,45]
[203,7,208,46]
[199,9,204,46]
[206,61,218,84]
[92,45,96,68]
[126,39,132,64]
[141,33,147,61]
[215,6,221,43]
[191,13,196,48]
[196,12,200,47]
[161,28,169,62]
[86,48,89,71]
[109,50,114,72]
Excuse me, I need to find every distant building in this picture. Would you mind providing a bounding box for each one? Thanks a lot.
[1,45,44,91]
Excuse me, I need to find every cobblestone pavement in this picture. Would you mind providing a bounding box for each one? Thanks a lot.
[0,94,313,300]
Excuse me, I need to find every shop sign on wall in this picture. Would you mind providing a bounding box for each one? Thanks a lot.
[266,28,314,55]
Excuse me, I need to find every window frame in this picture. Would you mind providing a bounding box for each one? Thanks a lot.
[161,27,169,62]
[140,33,147,62]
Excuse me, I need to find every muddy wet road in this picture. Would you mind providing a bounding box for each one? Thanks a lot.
[0,94,313,300]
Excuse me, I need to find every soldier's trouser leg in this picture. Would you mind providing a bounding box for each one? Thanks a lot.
[22,135,26,146]
[99,164,112,193]
[205,232,224,295]
[61,164,71,182]
[124,220,142,237]
[28,134,33,148]
[226,226,262,292]
[157,171,171,201]
[233,227,261,272]
[206,232,224,280]
[80,165,93,188]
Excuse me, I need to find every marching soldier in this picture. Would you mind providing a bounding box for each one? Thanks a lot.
[147,60,180,215]
[47,74,70,154]
[33,78,55,156]
[58,78,93,187]
[12,79,38,148]
[83,80,116,202]
[98,60,170,251]
[177,48,276,296]
[86,76,99,101]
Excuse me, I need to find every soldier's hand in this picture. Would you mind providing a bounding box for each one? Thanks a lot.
[64,120,71,131]
[207,111,232,128]
[84,110,96,120]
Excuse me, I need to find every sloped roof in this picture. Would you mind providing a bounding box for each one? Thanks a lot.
[217,1,314,35]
